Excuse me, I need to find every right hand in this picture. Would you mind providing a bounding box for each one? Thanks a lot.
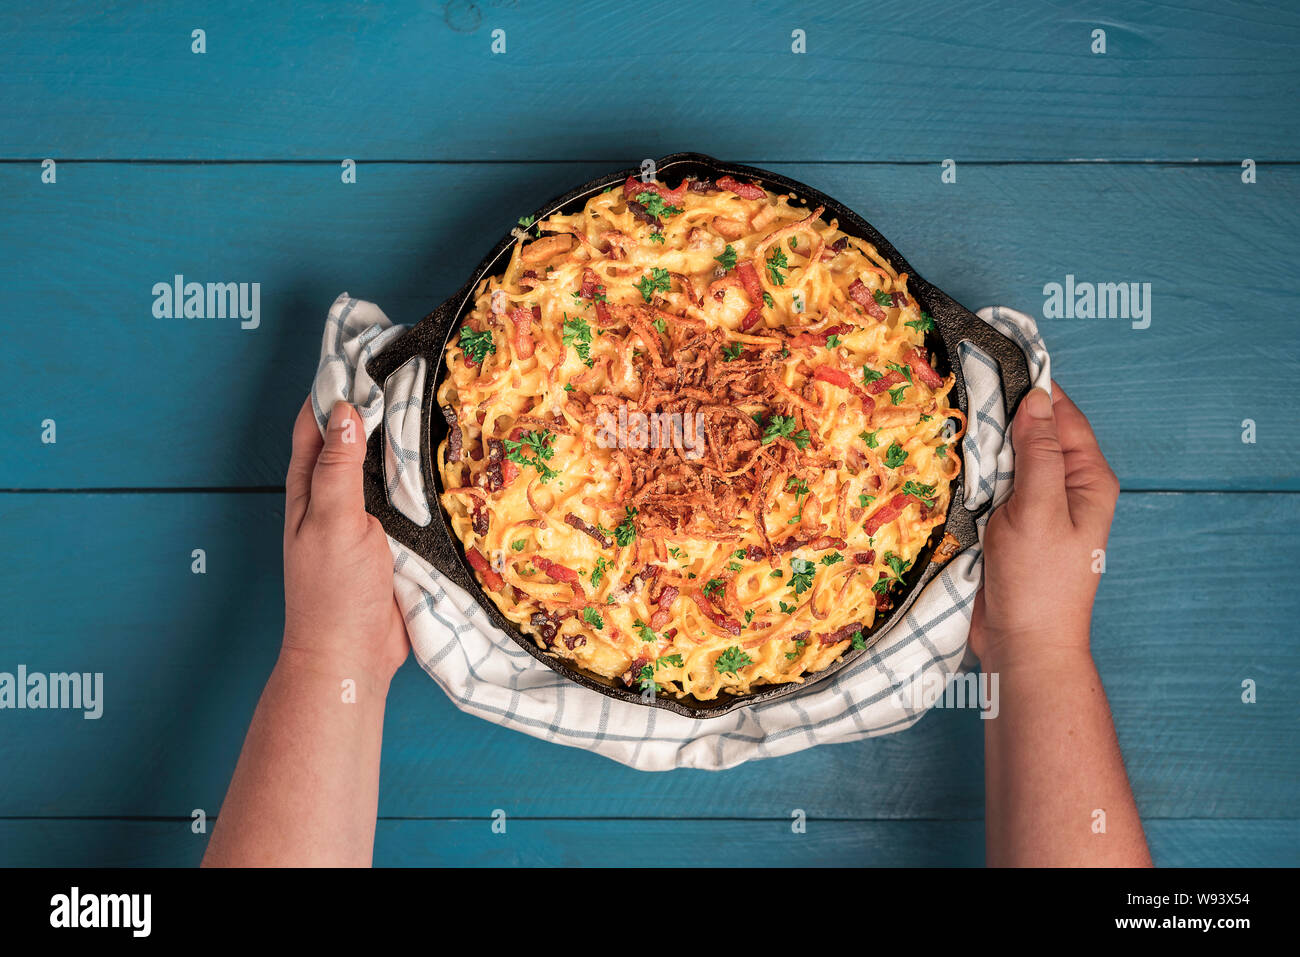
[968,382,1120,668]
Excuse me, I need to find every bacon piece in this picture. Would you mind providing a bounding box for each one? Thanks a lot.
[530,609,561,647]
[565,512,611,548]
[485,438,506,491]
[831,236,851,253]
[688,178,718,194]
[772,533,847,555]
[466,547,504,591]
[819,621,863,647]
[623,563,659,595]
[716,175,766,200]
[441,404,462,463]
[852,549,876,565]
[932,532,961,565]
[595,299,612,325]
[579,268,605,301]
[471,501,489,537]
[892,292,910,309]
[689,587,742,636]
[649,584,679,630]
[621,653,653,688]
[735,261,764,303]
[564,632,587,651]
[739,306,762,331]
[848,279,887,320]
[712,216,748,240]
[863,493,914,535]
[533,556,585,599]
[622,175,688,207]
[812,364,875,409]
[865,369,905,395]
[907,348,944,389]
[509,306,536,359]
[520,233,573,264]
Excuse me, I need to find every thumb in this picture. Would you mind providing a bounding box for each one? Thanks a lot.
[1007,388,1067,516]
[308,401,367,519]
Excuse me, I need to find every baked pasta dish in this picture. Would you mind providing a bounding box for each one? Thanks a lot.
[436,173,965,701]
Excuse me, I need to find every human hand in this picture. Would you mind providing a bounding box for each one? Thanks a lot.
[968,382,1120,669]
[282,397,409,690]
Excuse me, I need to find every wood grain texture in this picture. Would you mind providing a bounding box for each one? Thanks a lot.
[2,1,1297,161]
[0,818,1293,867]
[0,491,1294,823]
[4,161,1298,489]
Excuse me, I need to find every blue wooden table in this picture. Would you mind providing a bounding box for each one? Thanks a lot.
[2,0,1297,866]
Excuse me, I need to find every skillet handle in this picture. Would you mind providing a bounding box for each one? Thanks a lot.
[360,324,438,558]
[934,315,1034,552]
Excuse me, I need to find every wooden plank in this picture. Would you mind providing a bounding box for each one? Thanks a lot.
[2,1,1298,161]
[0,491,1295,819]
[0,818,1293,867]
[3,161,1298,489]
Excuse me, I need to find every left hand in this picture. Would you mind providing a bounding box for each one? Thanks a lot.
[282,397,410,689]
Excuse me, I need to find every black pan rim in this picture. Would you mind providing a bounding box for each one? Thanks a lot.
[361,151,1030,720]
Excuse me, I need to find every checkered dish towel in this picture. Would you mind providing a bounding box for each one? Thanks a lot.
[312,294,1050,771]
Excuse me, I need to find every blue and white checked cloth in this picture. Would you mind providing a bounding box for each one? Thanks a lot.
[312,293,1050,771]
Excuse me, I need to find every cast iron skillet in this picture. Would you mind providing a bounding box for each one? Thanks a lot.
[361,152,1029,719]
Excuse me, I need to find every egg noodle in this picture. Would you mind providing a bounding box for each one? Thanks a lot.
[436,173,964,701]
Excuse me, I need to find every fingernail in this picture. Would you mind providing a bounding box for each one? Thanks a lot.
[1024,388,1052,420]
[328,400,352,429]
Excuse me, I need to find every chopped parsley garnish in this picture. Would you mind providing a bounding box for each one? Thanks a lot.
[653,317,666,333]
[562,313,594,367]
[657,653,685,669]
[826,334,841,348]
[459,327,496,365]
[765,246,789,286]
[563,383,574,392]
[872,552,912,594]
[505,429,559,482]
[590,556,609,587]
[779,601,797,615]
[582,607,605,630]
[859,429,880,448]
[786,477,811,525]
[858,493,876,508]
[614,506,638,547]
[634,619,657,642]
[715,646,754,675]
[851,629,867,650]
[862,367,883,386]
[714,245,738,270]
[744,609,755,625]
[901,480,938,508]
[905,311,935,334]
[821,552,844,567]
[762,291,775,308]
[886,361,913,385]
[703,578,726,599]
[635,191,683,220]
[635,266,672,303]
[785,639,807,660]
[721,343,744,361]
[517,214,540,236]
[648,231,665,244]
[883,442,908,469]
[761,414,811,449]
[789,557,816,595]
[636,663,661,693]
[873,289,893,308]
[789,237,798,249]
[769,569,784,579]
[936,443,948,460]
[728,561,743,572]
[888,385,908,406]
[511,539,526,551]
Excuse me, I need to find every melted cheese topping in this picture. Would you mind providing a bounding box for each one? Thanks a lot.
[436,176,964,701]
